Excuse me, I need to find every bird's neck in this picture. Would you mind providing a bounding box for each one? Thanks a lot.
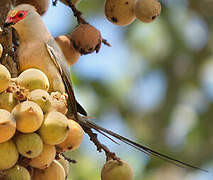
[15,19,52,44]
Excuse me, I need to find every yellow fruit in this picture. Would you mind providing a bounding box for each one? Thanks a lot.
[38,111,69,145]
[70,24,102,55]
[12,101,43,133]
[27,89,52,113]
[33,160,66,180]
[0,109,16,143]
[0,140,19,170]
[0,64,11,93]
[0,92,18,112]
[57,154,70,178]
[5,165,31,180]
[55,35,81,66]
[50,92,68,115]
[30,144,56,169]
[135,0,161,23]
[16,133,43,158]
[105,0,136,26]
[15,0,49,15]
[17,68,49,92]
[101,160,133,180]
[0,43,3,58]
[58,119,84,151]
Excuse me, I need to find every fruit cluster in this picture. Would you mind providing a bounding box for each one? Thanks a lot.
[0,64,84,179]
[105,0,161,26]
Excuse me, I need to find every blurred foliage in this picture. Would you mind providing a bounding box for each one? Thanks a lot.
[47,0,213,179]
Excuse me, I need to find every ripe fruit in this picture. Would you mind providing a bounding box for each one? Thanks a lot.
[135,0,161,23]
[12,101,43,133]
[57,154,70,178]
[5,165,31,180]
[15,0,49,15]
[27,89,52,113]
[0,92,18,112]
[0,140,19,170]
[105,0,136,26]
[0,64,11,93]
[101,160,133,180]
[30,144,56,169]
[33,160,66,180]
[55,35,81,66]
[0,43,3,58]
[58,119,84,151]
[70,24,102,55]
[39,111,69,145]
[15,133,43,158]
[17,68,50,92]
[50,92,68,115]
[0,109,16,143]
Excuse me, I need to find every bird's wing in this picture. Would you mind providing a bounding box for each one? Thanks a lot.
[45,38,87,117]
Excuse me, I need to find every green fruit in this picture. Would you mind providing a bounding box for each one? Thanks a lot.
[0,109,16,143]
[135,0,161,23]
[0,92,18,112]
[5,165,31,180]
[57,154,70,178]
[39,111,69,145]
[33,160,66,180]
[16,133,43,158]
[17,68,49,92]
[0,64,11,93]
[0,140,19,170]
[28,89,52,113]
[11,101,44,133]
[30,144,56,169]
[105,0,136,26]
[101,160,133,180]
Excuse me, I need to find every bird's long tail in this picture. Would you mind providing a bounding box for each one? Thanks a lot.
[77,115,208,173]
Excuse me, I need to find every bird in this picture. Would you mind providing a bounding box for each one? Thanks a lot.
[4,4,206,172]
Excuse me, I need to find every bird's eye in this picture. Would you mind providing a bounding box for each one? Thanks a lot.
[18,12,24,18]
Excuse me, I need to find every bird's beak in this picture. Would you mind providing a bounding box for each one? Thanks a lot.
[4,17,15,28]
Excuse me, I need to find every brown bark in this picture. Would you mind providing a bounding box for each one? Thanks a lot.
[0,0,18,77]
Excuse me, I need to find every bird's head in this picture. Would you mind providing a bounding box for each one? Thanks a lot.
[4,4,38,28]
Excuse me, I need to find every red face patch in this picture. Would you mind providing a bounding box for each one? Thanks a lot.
[6,11,28,24]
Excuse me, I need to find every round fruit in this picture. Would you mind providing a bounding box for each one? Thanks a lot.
[17,68,49,92]
[27,89,52,113]
[0,92,18,112]
[16,133,43,158]
[30,144,56,169]
[38,111,69,145]
[5,165,31,180]
[0,140,19,170]
[58,119,84,151]
[0,64,11,93]
[0,43,3,58]
[50,92,68,115]
[55,35,81,66]
[15,0,49,15]
[0,109,16,143]
[12,101,43,133]
[135,0,161,23]
[57,154,70,178]
[105,0,136,26]
[70,24,102,55]
[101,160,133,180]
[33,160,66,180]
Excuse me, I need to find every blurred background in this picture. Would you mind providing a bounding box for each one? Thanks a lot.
[43,0,213,179]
